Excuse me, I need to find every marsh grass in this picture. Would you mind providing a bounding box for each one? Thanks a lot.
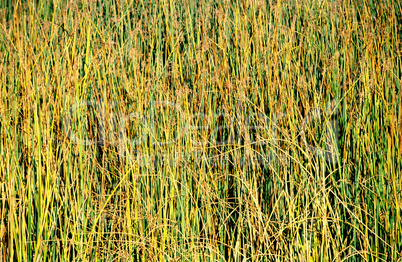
[0,0,401,261]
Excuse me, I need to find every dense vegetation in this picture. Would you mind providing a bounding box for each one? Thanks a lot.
[0,0,401,261]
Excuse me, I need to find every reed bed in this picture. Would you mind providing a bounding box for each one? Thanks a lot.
[0,0,401,261]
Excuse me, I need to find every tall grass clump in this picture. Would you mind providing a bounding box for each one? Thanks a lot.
[0,0,401,261]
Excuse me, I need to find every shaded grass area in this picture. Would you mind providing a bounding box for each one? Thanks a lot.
[0,0,401,261]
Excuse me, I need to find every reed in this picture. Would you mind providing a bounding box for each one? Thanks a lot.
[0,0,401,261]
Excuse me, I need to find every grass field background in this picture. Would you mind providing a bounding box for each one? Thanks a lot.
[0,0,401,261]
